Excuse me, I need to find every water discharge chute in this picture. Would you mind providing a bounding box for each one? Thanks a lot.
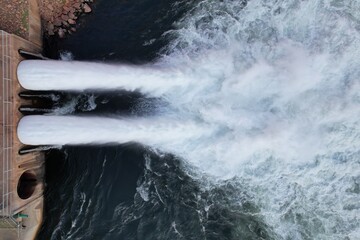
[17,60,191,95]
[18,115,211,148]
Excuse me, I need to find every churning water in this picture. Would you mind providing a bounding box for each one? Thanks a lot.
[21,0,360,239]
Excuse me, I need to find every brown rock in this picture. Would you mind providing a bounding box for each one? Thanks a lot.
[63,6,70,13]
[48,30,55,36]
[61,14,69,21]
[47,22,54,31]
[83,3,92,13]
[68,19,76,25]
[54,19,62,26]
[58,28,65,38]
[62,21,70,27]
[74,3,81,9]
[47,5,54,11]
[70,27,77,32]
[68,13,76,19]
[54,9,62,16]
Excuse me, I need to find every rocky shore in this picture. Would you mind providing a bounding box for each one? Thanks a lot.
[42,0,94,38]
[0,0,29,39]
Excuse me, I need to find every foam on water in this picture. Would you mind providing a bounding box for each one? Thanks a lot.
[18,0,360,239]
[161,1,360,238]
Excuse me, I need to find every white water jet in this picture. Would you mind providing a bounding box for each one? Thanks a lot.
[18,115,212,151]
[17,60,193,96]
[17,0,360,239]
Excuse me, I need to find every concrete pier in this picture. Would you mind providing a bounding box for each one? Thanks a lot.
[0,30,44,240]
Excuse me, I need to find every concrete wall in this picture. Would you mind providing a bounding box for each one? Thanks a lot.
[0,30,44,240]
[0,0,43,238]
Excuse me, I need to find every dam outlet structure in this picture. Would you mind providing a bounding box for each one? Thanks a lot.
[0,30,44,240]
[14,0,360,238]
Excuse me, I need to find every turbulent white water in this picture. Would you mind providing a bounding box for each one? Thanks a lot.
[18,0,360,239]
[17,60,193,96]
[18,115,211,148]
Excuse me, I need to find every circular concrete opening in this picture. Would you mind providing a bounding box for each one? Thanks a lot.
[17,171,37,199]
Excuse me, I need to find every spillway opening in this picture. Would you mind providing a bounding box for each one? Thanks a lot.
[17,171,37,199]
